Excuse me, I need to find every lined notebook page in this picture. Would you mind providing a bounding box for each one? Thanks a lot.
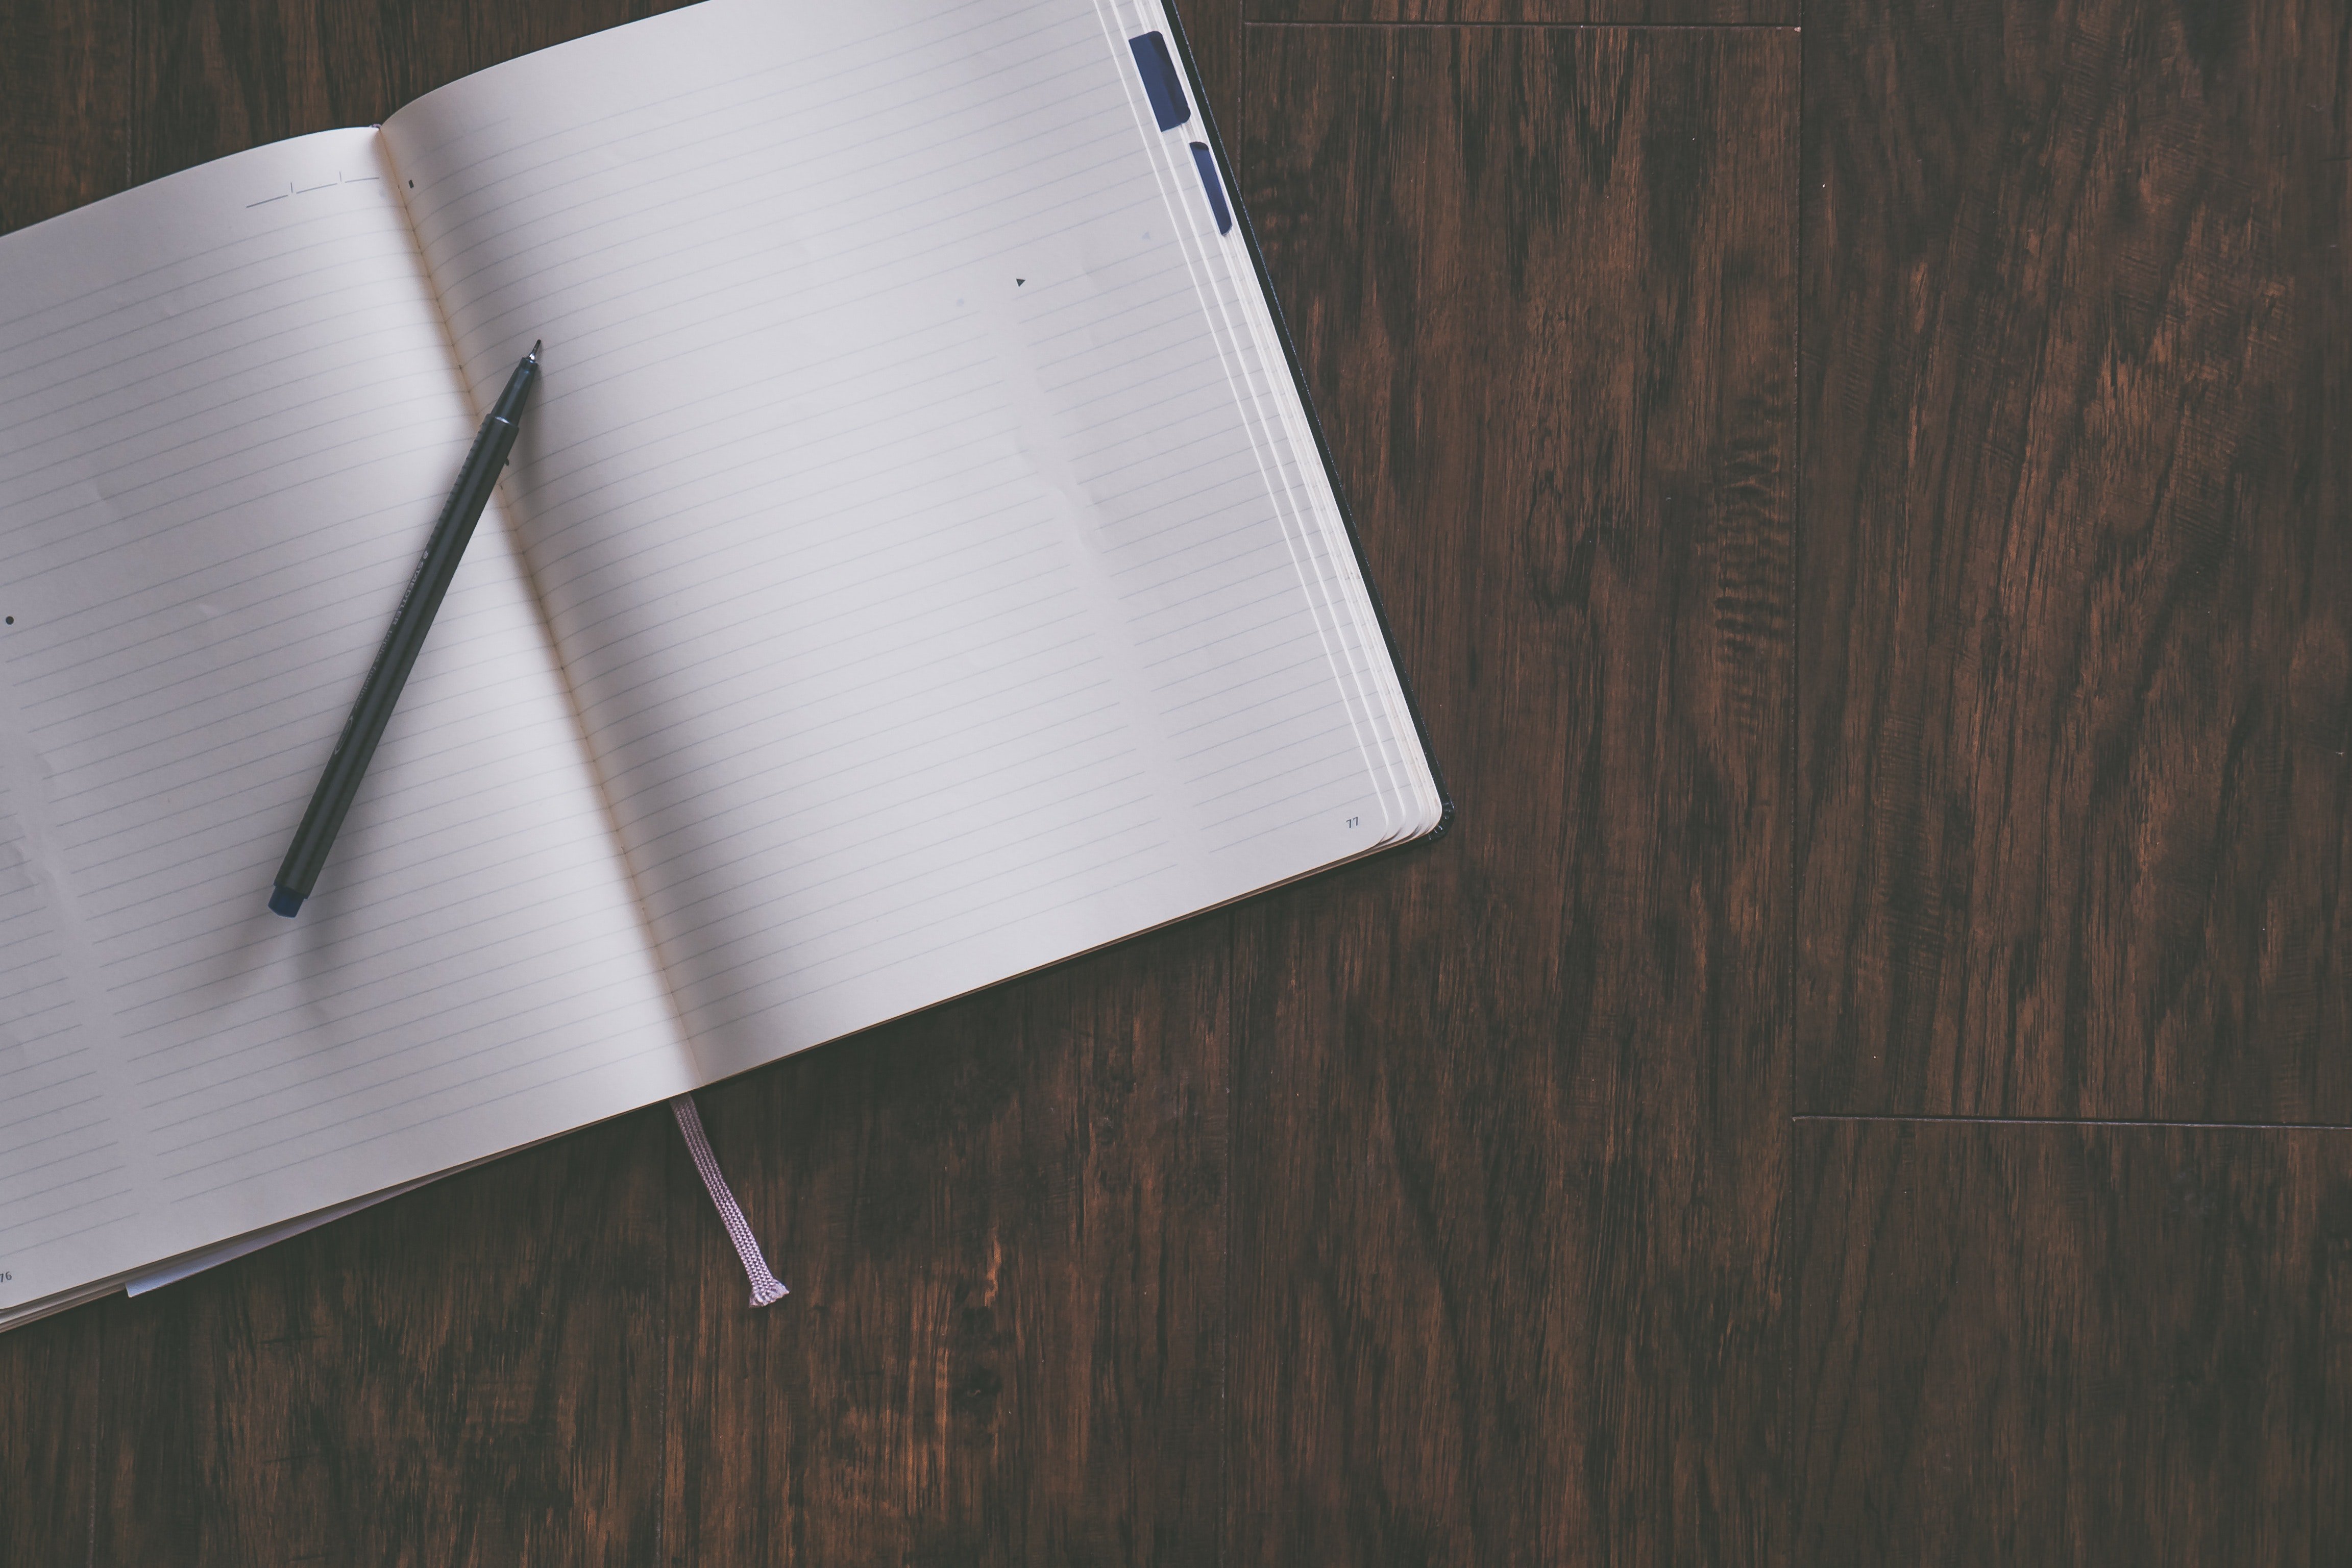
[1099,0,1436,850]
[384,0,1438,1076]
[0,132,690,1311]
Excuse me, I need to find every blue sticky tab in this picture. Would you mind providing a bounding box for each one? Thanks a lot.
[1190,143,1232,234]
[1128,32,1190,131]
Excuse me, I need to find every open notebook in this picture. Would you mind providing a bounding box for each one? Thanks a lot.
[0,0,1446,1329]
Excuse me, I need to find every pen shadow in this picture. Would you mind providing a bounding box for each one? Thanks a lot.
[177,870,369,1041]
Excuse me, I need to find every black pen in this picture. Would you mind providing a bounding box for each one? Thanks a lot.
[269,340,542,917]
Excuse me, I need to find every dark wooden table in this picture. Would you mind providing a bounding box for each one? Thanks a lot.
[4,0,2345,1561]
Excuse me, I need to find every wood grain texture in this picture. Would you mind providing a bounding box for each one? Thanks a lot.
[91,1110,672,1566]
[1230,25,1794,1567]
[9,0,2341,1559]
[1247,2,1796,30]
[1794,1120,2352,1565]
[0,0,128,235]
[0,1295,103,1563]
[662,920,1230,1568]
[1798,0,2352,1121]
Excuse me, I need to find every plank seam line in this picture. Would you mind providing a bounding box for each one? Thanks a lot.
[1794,1113,2352,1132]
[1243,21,1800,31]
[1784,10,1803,1566]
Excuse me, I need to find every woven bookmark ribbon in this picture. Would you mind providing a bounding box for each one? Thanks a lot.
[670,1095,789,1307]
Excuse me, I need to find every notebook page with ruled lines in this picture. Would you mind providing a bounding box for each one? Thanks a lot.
[0,131,692,1314]
[382,0,1441,1080]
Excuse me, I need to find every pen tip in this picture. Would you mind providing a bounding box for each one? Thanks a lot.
[528,339,542,361]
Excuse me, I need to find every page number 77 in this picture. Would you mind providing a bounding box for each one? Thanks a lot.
[1346,816,1359,827]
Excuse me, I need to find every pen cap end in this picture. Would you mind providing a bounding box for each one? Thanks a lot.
[268,887,304,917]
